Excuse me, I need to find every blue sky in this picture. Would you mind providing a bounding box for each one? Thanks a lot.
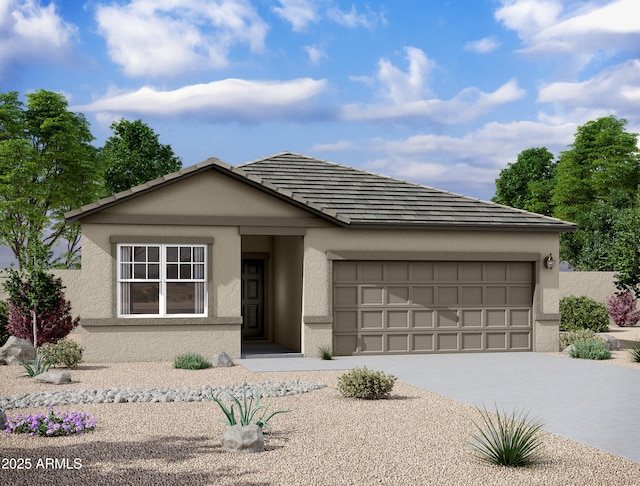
[2,0,640,203]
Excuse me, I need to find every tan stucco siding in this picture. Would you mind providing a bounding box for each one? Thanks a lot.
[95,171,314,219]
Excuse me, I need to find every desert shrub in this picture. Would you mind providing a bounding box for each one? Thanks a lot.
[318,346,333,360]
[40,339,83,368]
[560,296,609,333]
[559,328,597,350]
[0,301,9,347]
[19,352,56,377]
[628,339,640,363]
[569,338,612,360]
[468,405,544,467]
[173,352,211,370]
[337,367,396,400]
[606,291,640,327]
[3,269,79,346]
[5,406,96,436]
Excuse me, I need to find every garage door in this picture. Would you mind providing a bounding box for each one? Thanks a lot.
[333,261,533,355]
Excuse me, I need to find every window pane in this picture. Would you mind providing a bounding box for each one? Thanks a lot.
[194,263,204,279]
[121,263,132,279]
[180,264,191,279]
[134,246,146,262]
[148,264,160,279]
[167,264,178,279]
[180,247,191,262]
[126,282,159,315]
[134,264,147,279]
[120,246,133,263]
[193,247,204,262]
[167,246,178,262]
[166,282,202,314]
[148,246,160,262]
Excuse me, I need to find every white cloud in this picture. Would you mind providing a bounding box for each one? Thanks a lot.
[273,0,319,31]
[304,45,327,64]
[496,0,640,62]
[0,0,77,76]
[463,36,501,53]
[342,47,525,123]
[73,78,328,122]
[538,59,640,123]
[95,0,268,78]
[327,4,386,29]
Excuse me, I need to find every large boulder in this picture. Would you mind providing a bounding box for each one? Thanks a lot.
[221,424,264,453]
[0,337,36,365]
[598,334,621,351]
[211,352,235,368]
[34,371,72,385]
[0,409,6,430]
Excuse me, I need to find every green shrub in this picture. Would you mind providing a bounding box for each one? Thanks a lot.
[468,405,544,467]
[318,346,333,360]
[559,328,597,350]
[628,339,640,363]
[569,338,612,360]
[19,352,56,377]
[337,367,396,400]
[40,339,83,368]
[0,300,9,347]
[173,352,211,370]
[560,296,609,333]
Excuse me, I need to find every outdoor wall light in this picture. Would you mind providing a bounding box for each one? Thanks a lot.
[543,253,555,269]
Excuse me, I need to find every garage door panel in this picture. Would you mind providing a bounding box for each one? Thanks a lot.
[333,261,533,355]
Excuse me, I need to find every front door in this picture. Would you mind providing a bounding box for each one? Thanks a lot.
[241,259,265,339]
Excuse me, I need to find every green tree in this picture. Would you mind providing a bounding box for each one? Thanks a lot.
[551,116,640,269]
[0,90,102,269]
[102,119,182,195]
[493,147,556,216]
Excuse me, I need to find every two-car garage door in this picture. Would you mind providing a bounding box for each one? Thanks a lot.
[333,261,533,355]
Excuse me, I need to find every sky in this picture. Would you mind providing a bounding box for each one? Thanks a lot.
[1,1,640,216]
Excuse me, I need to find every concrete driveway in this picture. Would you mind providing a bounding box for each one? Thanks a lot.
[238,352,640,464]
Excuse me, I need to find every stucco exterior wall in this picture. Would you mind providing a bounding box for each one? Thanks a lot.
[559,272,617,303]
[273,235,303,352]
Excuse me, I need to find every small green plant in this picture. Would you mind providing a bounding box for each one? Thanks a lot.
[19,351,56,377]
[560,296,609,333]
[40,339,83,368]
[627,339,640,363]
[337,367,396,400]
[468,405,544,467]
[0,300,9,347]
[210,384,290,433]
[318,346,333,360]
[569,338,612,360]
[173,352,211,370]
[559,328,597,350]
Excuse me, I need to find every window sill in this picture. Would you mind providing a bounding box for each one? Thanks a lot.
[79,317,242,327]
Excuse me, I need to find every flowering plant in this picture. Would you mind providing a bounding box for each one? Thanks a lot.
[4,406,96,437]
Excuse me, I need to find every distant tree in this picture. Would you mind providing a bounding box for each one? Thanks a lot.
[0,90,102,269]
[552,116,640,269]
[493,147,556,216]
[102,119,182,194]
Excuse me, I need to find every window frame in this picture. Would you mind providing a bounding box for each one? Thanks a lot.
[117,243,208,318]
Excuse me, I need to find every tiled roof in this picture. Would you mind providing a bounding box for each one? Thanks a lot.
[239,152,576,231]
[65,151,576,232]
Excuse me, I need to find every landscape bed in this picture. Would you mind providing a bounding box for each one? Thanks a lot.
[1,362,639,485]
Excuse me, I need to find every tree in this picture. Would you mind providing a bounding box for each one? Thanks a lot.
[493,147,556,216]
[0,90,102,269]
[2,241,79,347]
[551,116,640,269]
[101,119,182,195]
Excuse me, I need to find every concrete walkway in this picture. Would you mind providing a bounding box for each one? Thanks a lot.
[238,352,640,463]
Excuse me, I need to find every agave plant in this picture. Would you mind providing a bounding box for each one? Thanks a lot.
[19,351,56,377]
[629,339,640,363]
[210,384,290,433]
[468,405,544,467]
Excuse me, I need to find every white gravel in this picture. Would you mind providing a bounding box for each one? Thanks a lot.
[1,360,639,485]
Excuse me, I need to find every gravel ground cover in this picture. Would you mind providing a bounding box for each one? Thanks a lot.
[1,359,640,485]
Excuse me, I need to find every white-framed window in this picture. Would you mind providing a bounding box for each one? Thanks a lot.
[118,244,207,317]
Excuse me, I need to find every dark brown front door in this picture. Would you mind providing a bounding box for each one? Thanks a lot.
[242,259,265,339]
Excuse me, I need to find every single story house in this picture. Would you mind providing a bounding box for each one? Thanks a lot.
[64,152,576,362]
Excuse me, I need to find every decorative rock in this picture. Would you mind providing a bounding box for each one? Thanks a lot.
[221,424,264,453]
[599,334,621,350]
[0,409,6,430]
[34,371,71,385]
[0,337,36,365]
[211,352,235,368]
